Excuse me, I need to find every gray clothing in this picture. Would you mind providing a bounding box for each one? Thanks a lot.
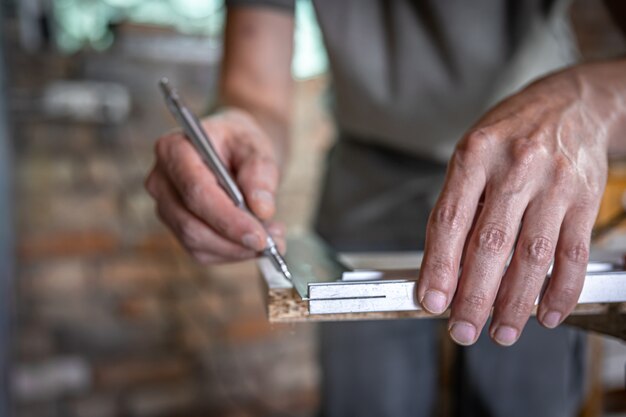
[315,139,587,417]
[319,320,585,417]
[227,0,579,160]
[223,1,588,415]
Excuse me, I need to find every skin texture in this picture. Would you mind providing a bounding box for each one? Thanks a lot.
[417,60,626,346]
[146,6,626,345]
[145,8,294,264]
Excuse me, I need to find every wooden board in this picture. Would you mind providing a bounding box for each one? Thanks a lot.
[260,163,626,339]
[262,281,626,340]
[258,238,626,341]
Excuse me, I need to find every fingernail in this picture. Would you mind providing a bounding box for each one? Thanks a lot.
[542,311,562,329]
[421,290,447,314]
[252,189,274,213]
[493,325,519,346]
[242,233,264,251]
[449,322,477,346]
[268,224,284,238]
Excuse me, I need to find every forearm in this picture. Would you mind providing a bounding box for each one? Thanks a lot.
[219,7,295,168]
[602,0,626,154]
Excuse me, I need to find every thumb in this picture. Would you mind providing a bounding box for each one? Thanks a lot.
[236,153,280,221]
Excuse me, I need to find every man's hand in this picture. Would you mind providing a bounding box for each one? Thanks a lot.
[145,109,285,264]
[418,60,626,346]
[145,6,293,265]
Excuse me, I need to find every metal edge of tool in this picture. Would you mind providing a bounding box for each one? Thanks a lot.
[257,234,626,315]
[307,270,626,315]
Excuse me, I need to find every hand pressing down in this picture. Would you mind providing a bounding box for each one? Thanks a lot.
[145,109,285,265]
[417,63,624,346]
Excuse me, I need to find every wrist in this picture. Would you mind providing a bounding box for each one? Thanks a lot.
[574,58,626,154]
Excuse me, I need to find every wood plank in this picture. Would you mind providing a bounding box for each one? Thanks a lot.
[263,283,626,340]
[258,236,626,340]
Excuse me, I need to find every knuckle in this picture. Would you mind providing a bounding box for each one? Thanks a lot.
[510,137,544,167]
[425,258,456,282]
[453,130,491,169]
[508,296,532,318]
[476,223,509,254]
[465,129,493,152]
[462,290,490,311]
[494,138,547,197]
[520,271,544,291]
[431,203,468,232]
[563,241,589,265]
[522,236,554,266]
[553,154,574,173]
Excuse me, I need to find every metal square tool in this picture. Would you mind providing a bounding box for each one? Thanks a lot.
[258,234,626,333]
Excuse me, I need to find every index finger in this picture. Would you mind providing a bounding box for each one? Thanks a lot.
[417,134,488,314]
[156,134,269,251]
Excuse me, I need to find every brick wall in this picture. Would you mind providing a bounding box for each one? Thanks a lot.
[8,22,333,417]
[6,2,626,417]
[1,6,15,417]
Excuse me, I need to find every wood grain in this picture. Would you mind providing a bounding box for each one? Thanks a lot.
[262,278,626,340]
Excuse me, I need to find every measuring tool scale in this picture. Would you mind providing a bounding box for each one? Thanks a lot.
[258,235,626,319]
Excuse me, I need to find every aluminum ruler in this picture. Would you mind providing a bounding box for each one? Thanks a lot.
[258,235,626,316]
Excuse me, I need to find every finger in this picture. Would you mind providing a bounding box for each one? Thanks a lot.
[157,135,269,251]
[266,221,287,253]
[236,153,280,221]
[448,186,529,346]
[489,197,566,345]
[222,113,281,221]
[460,198,483,269]
[149,166,257,261]
[266,221,285,239]
[538,204,596,328]
[418,134,488,315]
[190,223,284,262]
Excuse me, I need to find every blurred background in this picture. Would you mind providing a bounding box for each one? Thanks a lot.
[1,1,626,416]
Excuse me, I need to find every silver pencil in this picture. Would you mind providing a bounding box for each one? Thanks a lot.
[158,78,292,281]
